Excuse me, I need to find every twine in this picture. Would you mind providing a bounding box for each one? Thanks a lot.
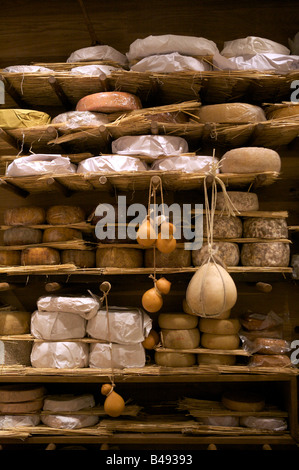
[99,281,115,389]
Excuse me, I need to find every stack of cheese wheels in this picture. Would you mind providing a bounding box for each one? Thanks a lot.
[144,248,191,268]
[241,217,290,267]
[155,313,199,367]
[198,314,240,366]
[76,91,142,113]
[41,394,99,429]
[0,385,45,416]
[220,147,281,174]
[197,103,267,123]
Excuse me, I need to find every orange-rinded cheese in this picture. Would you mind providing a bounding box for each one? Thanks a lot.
[222,391,265,412]
[158,313,198,330]
[155,351,196,367]
[76,92,142,113]
[42,227,83,243]
[96,247,143,268]
[161,328,200,349]
[0,311,31,335]
[201,333,240,350]
[0,250,21,266]
[199,318,240,335]
[61,249,96,268]
[0,384,45,403]
[21,247,60,265]
[46,206,85,225]
[3,227,43,246]
[4,206,46,226]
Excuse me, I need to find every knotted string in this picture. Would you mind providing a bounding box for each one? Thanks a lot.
[99,281,115,391]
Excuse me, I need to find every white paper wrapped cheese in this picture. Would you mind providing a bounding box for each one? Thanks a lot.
[37,295,100,320]
[221,36,290,57]
[86,306,152,344]
[3,65,54,73]
[126,34,219,61]
[6,154,77,177]
[52,110,109,128]
[112,135,189,159]
[150,156,218,173]
[30,310,86,340]
[77,155,148,173]
[89,342,146,369]
[66,45,128,66]
[43,394,95,412]
[213,53,299,72]
[30,342,89,369]
[131,52,212,72]
[70,65,120,76]
[41,414,99,429]
[0,414,40,428]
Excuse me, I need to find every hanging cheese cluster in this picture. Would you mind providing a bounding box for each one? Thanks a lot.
[136,217,177,254]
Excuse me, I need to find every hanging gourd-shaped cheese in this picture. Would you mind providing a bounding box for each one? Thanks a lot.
[155,277,171,295]
[101,384,125,417]
[156,222,177,254]
[186,261,237,317]
[142,329,160,350]
[142,287,163,313]
[136,219,157,247]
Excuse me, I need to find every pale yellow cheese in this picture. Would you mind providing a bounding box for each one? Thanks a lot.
[155,351,196,367]
[201,333,240,350]
[197,353,236,366]
[161,328,200,349]
[199,318,240,335]
[158,313,198,330]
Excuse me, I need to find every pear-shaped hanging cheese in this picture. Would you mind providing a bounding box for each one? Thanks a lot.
[186,261,237,317]
[101,384,125,417]
[136,219,157,247]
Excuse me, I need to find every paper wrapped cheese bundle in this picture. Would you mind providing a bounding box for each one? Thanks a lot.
[0,109,51,129]
[77,155,148,173]
[43,394,95,412]
[111,135,189,160]
[221,36,290,57]
[220,147,281,173]
[52,110,109,130]
[42,395,98,431]
[37,295,100,320]
[198,416,239,427]
[240,416,287,431]
[197,103,266,123]
[76,91,142,113]
[30,310,86,340]
[192,242,240,267]
[131,52,212,72]
[5,154,76,177]
[0,415,40,428]
[87,306,152,344]
[89,342,146,369]
[3,65,54,73]
[30,341,89,368]
[41,414,99,429]
[150,155,218,173]
[67,44,128,66]
[213,53,299,72]
[70,64,120,76]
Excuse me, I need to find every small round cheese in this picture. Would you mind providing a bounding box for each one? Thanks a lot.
[158,313,198,330]
[216,191,259,212]
[4,206,46,226]
[199,318,240,335]
[161,328,200,349]
[220,147,281,174]
[222,391,265,412]
[243,218,288,239]
[46,206,85,225]
[61,250,96,268]
[3,227,42,246]
[197,353,236,366]
[0,250,21,266]
[144,248,191,268]
[21,247,60,265]
[96,247,143,268]
[198,103,266,123]
[241,242,290,267]
[203,215,243,238]
[76,91,142,113]
[192,242,240,267]
[154,351,196,367]
[201,333,240,350]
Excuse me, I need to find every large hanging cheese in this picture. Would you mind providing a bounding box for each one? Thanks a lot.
[21,247,60,265]
[198,103,266,123]
[241,242,290,267]
[76,91,142,113]
[243,218,288,239]
[42,227,83,243]
[0,311,31,335]
[192,242,240,267]
[199,318,240,335]
[61,250,96,268]
[216,191,259,212]
[155,351,196,367]
[96,247,143,268]
[158,313,198,330]
[4,206,46,226]
[144,248,191,268]
[201,333,240,350]
[186,262,237,317]
[0,251,21,266]
[46,206,85,225]
[3,227,42,246]
[161,328,200,349]
[197,353,236,366]
[220,147,281,174]
[222,391,265,412]
[0,384,45,403]
[203,215,243,238]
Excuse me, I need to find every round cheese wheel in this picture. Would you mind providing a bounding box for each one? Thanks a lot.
[76,91,142,113]
[3,227,43,246]
[192,242,240,267]
[158,313,198,330]
[241,242,290,267]
[0,398,44,413]
[46,206,85,225]
[0,384,46,403]
[252,338,290,355]
[197,353,236,366]
[144,248,191,268]
[203,215,243,239]
[0,311,31,335]
[161,328,200,349]
[21,247,60,265]
[216,191,259,212]
[43,394,95,412]
[61,249,96,268]
[240,416,287,431]
[266,104,299,120]
[0,250,21,266]
[96,247,143,268]
[248,354,291,367]
[220,147,281,174]
[0,340,32,366]
[243,218,288,239]
[154,351,196,367]
[198,103,266,123]
[199,318,240,335]
[201,333,240,350]
[41,414,99,429]
[42,227,83,243]
[222,391,265,412]
[4,206,46,226]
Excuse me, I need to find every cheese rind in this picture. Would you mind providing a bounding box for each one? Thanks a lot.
[198,103,266,123]
[21,247,61,265]
[243,218,288,239]
[199,318,240,335]
[4,206,46,226]
[61,250,96,268]
[220,147,281,174]
[0,250,21,266]
[203,215,243,238]
[0,384,46,403]
[216,191,259,212]
[197,353,236,365]
[241,242,290,267]
[155,351,196,367]
[46,206,85,225]
[201,333,240,350]
[145,248,191,268]
[161,328,200,349]
[192,242,240,267]
[96,247,143,268]
[0,311,31,335]
[76,92,142,113]
[3,227,42,246]
[222,391,265,412]
[158,313,198,330]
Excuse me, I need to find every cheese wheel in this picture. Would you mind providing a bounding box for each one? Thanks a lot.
[144,248,191,268]
[3,227,43,246]
[0,250,21,266]
[220,147,281,174]
[46,206,85,225]
[201,333,240,350]
[0,311,31,335]
[155,351,196,367]
[41,414,99,429]
[4,206,46,226]
[198,103,266,123]
[222,391,265,412]
[216,191,259,212]
[61,250,96,268]
[42,227,83,243]
[158,313,198,330]
[199,318,240,335]
[0,340,32,366]
[43,394,95,412]
[240,416,287,431]
[197,353,236,366]
[252,338,290,355]
[248,354,291,367]
[243,218,288,239]
[203,215,243,238]
[21,247,60,265]
[241,242,290,267]
[96,247,143,268]
[266,103,299,120]
[161,328,200,349]
[192,242,240,267]
[76,91,142,113]
[0,398,44,413]
[0,384,45,403]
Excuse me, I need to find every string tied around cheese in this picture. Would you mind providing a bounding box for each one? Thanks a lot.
[99,281,115,388]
